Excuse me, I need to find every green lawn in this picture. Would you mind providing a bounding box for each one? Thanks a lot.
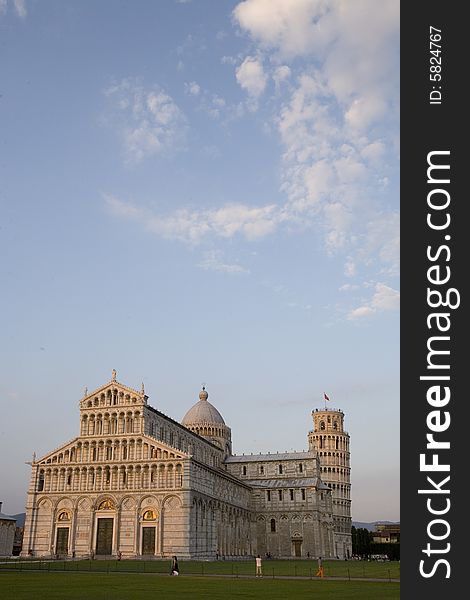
[0,572,400,600]
[0,558,400,580]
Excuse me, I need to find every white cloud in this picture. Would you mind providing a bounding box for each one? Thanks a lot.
[184,81,230,120]
[272,65,291,90]
[339,283,359,292]
[210,203,278,239]
[361,141,386,163]
[347,282,399,320]
[104,79,187,163]
[185,81,201,96]
[0,0,27,16]
[104,194,281,244]
[206,94,227,119]
[344,258,356,278]
[323,202,353,251]
[275,67,399,272]
[236,56,267,100]
[103,194,142,220]
[348,306,375,320]
[221,55,238,66]
[370,283,400,311]
[14,0,26,17]
[233,0,332,59]
[345,95,388,132]
[239,0,399,276]
[361,212,400,275]
[103,0,399,316]
[197,250,249,274]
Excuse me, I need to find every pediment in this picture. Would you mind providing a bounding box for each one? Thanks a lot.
[80,376,147,410]
[35,437,80,466]
[35,434,190,466]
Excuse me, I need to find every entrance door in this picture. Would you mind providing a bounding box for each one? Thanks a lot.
[96,518,114,555]
[142,527,156,555]
[293,540,302,557]
[56,527,69,555]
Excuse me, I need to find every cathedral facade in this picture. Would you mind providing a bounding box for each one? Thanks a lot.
[21,372,351,559]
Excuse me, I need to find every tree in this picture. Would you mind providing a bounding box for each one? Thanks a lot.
[351,526,372,557]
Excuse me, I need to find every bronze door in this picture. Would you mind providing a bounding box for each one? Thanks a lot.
[293,540,302,557]
[142,527,156,555]
[96,518,113,555]
[56,527,69,555]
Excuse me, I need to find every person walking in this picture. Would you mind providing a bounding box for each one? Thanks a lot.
[315,556,324,578]
[170,555,179,575]
[255,554,262,577]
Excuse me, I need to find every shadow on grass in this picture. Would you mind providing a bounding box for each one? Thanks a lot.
[0,572,400,600]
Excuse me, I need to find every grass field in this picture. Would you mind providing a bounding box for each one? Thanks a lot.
[0,572,400,600]
[0,557,400,580]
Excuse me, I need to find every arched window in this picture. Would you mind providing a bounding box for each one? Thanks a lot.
[242,466,247,476]
[270,518,276,532]
[37,471,45,492]
[320,421,325,430]
[278,464,283,474]
[175,464,183,487]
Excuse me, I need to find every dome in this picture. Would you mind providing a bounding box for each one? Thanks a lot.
[181,388,226,425]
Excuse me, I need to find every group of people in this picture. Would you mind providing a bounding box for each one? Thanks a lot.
[169,554,325,578]
[255,554,324,578]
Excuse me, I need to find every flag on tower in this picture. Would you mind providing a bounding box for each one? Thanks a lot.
[324,392,330,402]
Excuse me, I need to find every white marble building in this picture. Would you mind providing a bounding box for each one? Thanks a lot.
[0,503,17,556]
[22,372,351,559]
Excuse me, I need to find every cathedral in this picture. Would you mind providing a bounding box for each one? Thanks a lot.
[22,372,351,559]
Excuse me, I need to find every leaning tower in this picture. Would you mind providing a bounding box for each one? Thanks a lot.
[308,406,352,559]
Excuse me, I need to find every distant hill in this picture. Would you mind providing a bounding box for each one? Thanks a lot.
[11,513,25,527]
[352,521,399,531]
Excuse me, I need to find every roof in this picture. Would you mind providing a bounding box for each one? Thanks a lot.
[225,451,315,463]
[0,511,16,522]
[181,389,226,426]
[248,477,322,489]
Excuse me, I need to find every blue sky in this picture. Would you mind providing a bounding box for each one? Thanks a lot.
[0,0,399,522]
